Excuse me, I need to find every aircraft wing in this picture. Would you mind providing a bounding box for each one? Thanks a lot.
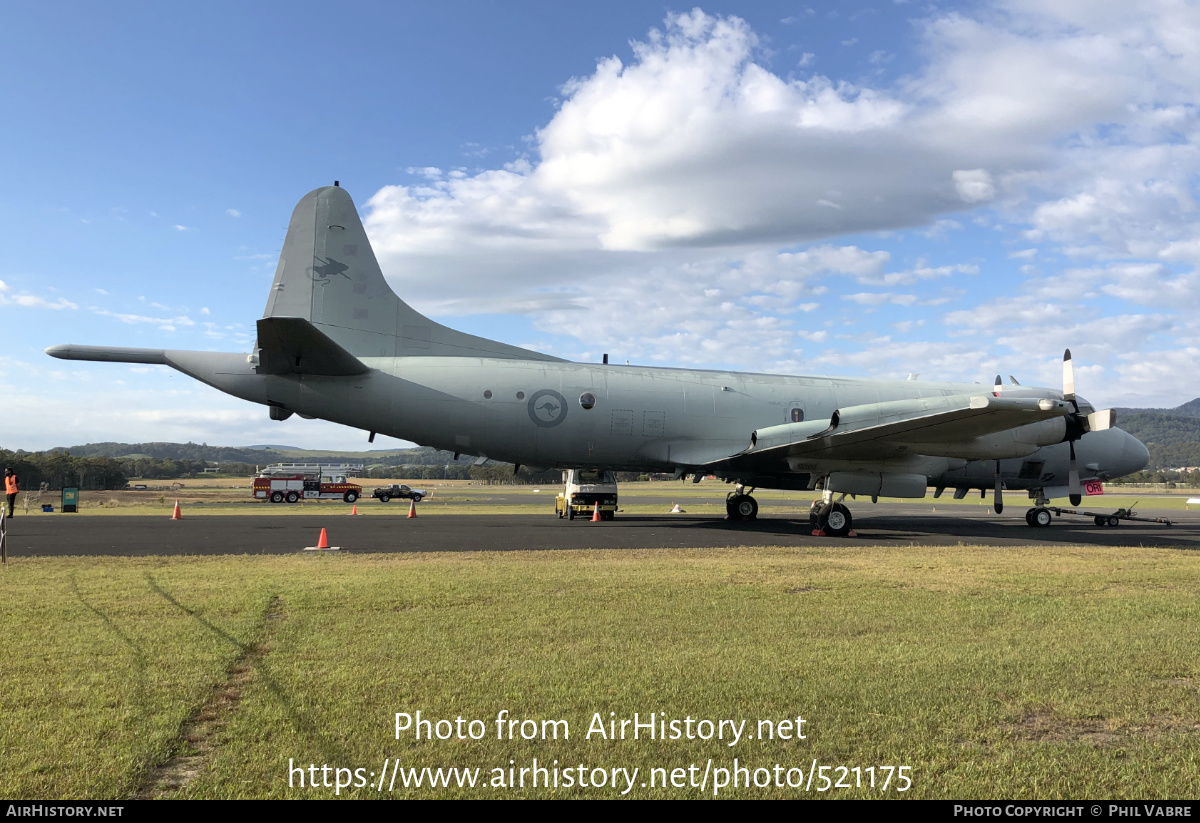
[706,394,1074,473]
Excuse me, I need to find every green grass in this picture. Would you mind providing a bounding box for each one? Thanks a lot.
[3,545,1200,799]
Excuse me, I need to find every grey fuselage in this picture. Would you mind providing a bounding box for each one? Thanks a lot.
[165,349,1149,496]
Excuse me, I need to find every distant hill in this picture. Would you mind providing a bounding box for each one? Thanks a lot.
[1113,398,1200,469]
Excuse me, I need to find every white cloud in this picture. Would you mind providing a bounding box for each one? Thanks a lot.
[952,169,995,203]
[0,280,78,310]
[90,308,196,330]
[226,209,241,218]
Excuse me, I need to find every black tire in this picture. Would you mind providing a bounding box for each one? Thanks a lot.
[270,491,284,504]
[1094,515,1105,527]
[736,495,758,520]
[1033,508,1053,527]
[568,508,575,520]
[1107,516,1120,527]
[285,491,299,504]
[412,494,423,503]
[379,494,390,503]
[1025,509,1036,526]
[344,491,359,504]
[818,503,852,537]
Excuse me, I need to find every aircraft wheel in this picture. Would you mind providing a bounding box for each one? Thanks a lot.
[735,495,758,520]
[818,503,852,537]
[1107,516,1120,527]
[1094,515,1105,527]
[270,491,284,504]
[285,491,299,504]
[1025,508,1036,526]
[379,494,390,503]
[1032,508,1053,528]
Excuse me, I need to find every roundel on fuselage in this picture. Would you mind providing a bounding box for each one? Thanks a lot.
[527,389,569,428]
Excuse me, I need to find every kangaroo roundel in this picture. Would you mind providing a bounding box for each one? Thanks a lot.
[528,389,568,428]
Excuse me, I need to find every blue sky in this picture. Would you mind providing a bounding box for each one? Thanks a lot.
[4,1,1199,451]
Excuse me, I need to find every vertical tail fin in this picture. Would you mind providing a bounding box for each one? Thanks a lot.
[263,185,561,361]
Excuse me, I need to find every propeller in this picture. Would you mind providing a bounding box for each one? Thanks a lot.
[1061,349,1116,506]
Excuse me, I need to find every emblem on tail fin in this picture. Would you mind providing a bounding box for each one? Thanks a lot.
[309,256,351,284]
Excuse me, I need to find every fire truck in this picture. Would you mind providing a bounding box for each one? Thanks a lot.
[252,464,363,504]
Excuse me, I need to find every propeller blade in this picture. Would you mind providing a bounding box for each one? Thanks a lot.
[1062,349,1076,403]
[994,461,1004,514]
[1087,409,1115,432]
[1069,441,1082,506]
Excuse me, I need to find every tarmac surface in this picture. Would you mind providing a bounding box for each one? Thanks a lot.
[4,503,1197,556]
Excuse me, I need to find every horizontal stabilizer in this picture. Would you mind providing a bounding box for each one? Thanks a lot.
[45,344,168,365]
[255,317,369,376]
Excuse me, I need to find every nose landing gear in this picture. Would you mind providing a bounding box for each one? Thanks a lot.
[1025,507,1053,527]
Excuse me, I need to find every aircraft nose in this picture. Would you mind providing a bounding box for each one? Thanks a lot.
[1118,429,1150,476]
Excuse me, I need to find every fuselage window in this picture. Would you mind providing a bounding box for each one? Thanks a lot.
[791,408,804,423]
[580,392,596,410]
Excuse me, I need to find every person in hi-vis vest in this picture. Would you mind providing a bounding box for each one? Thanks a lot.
[4,468,17,517]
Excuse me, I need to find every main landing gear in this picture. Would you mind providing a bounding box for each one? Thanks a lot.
[809,492,854,538]
[726,486,759,520]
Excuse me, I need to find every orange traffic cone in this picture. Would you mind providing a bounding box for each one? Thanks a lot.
[591,501,601,522]
[304,527,341,551]
[407,500,417,519]
[171,500,182,520]
[350,504,358,516]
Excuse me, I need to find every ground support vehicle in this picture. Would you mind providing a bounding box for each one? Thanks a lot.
[252,464,362,504]
[1039,501,1174,528]
[555,469,618,521]
[372,484,426,503]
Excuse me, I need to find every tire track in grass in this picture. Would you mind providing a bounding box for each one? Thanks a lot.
[137,591,286,798]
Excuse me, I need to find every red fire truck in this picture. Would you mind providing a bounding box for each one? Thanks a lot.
[252,464,362,504]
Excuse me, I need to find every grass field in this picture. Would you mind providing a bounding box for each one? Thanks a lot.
[3,544,1199,799]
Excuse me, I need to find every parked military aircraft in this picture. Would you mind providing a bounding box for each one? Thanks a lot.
[47,184,1150,535]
